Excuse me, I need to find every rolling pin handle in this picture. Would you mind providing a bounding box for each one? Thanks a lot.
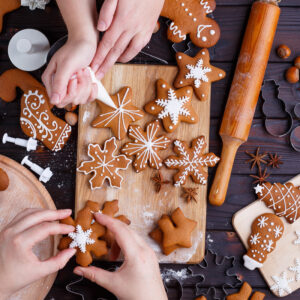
[209,137,242,206]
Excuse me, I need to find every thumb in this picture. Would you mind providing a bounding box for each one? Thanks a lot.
[74,266,115,291]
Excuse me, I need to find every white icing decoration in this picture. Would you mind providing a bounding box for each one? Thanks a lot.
[273,225,283,238]
[250,233,261,245]
[263,240,274,252]
[165,137,219,187]
[199,0,213,14]
[169,22,186,40]
[92,88,143,140]
[289,258,300,281]
[254,184,264,196]
[21,0,50,10]
[270,272,294,297]
[68,225,95,253]
[210,29,216,35]
[294,231,300,245]
[197,24,212,39]
[202,36,207,42]
[257,215,268,228]
[185,59,212,88]
[155,88,192,125]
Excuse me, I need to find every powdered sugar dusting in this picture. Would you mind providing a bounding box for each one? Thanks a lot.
[161,268,190,283]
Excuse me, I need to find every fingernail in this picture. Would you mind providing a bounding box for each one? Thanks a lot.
[74,268,83,276]
[98,20,106,31]
[51,93,60,105]
[61,209,72,214]
[92,64,99,72]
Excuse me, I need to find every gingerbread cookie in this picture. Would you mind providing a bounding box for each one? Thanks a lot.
[243,213,284,271]
[0,69,72,152]
[150,207,197,255]
[144,79,198,133]
[254,182,300,224]
[0,168,9,191]
[58,201,108,267]
[226,282,265,300]
[174,49,226,101]
[77,137,131,190]
[160,0,220,48]
[0,0,20,32]
[121,120,171,172]
[92,87,144,140]
[164,136,219,187]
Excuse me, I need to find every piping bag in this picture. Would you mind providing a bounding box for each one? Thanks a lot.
[209,0,280,206]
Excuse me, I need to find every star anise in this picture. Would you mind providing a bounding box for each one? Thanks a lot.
[267,153,283,169]
[245,147,268,170]
[250,167,270,185]
[182,187,198,203]
[151,171,170,193]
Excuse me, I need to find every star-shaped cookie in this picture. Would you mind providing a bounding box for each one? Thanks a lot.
[0,0,20,32]
[144,79,198,133]
[174,49,226,101]
[92,87,144,140]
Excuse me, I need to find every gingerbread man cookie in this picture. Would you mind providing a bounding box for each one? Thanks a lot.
[243,213,284,271]
[174,49,226,101]
[254,182,300,224]
[161,0,220,48]
[121,120,171,172]
[150,207,197,255]
[0,69,72,152]
[164,136,219,187]
[77,137,131,190]
[0,0,20,32]
[92,87,144,140]
[58,201,108,267]
[144,79,198,133]
[0,168,9,191]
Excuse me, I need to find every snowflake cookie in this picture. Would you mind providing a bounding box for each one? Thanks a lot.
[289,258,300,281]
[77,137,131,190]
[243,213,284,271]
[92,87,144,140]
[174,49,226,101]
[294,231,300,245]
[144,79,198,133]
[160,0,220,48]
[164,136,219,187]
[254,182,300,224]
[270,272,294,297]
[121,120,171,172]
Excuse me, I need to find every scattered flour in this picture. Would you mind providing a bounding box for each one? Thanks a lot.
[83,111,91,123]
[161,268,190,283]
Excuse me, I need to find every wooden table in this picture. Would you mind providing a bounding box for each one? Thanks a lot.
[0,1,299,299]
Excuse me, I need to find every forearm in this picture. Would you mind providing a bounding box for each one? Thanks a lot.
[56,0,98,42]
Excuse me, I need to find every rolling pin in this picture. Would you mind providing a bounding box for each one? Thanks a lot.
[209,0,280,206]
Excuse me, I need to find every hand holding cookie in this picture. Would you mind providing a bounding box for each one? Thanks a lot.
[74,213,168,300]
[0,209,76,298]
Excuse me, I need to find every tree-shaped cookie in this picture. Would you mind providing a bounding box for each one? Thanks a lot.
[243,213,284,271]
[92,87,144,140]
[144,79,198,133]
[58,201,108,267]
[161,0,220,48]
[121,120,171,172]
[0,0,20,32]
[254,182,300,224]
[77,137,131,190]
[0,69,72,152]
[164,136,219,187]
[149,207,197,255]
[174,49,226,101]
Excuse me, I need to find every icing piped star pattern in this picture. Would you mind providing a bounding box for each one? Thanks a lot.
[174,49,226,101]
[69,225,95,253]
[92,87,144,140]
[270,272,294,297]
[289,258,300,281]
[77,137,131,189]
[121,120,171,173]
[161,0,220,48]
[164,136,219,187]
[144,79,198,133]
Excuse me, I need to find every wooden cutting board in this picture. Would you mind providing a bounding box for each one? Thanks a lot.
[0,155,59,300]
[233,174,300,297]
[76,64,211,263]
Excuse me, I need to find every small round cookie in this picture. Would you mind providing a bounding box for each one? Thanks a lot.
[0,168,9,191]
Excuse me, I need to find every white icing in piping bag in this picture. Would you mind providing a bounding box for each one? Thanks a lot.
[87,67,116,109]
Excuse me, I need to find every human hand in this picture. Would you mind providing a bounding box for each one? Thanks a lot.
[74,213,167,300]
[42,37,97,108]
[91,0,164,79]
[0,209,76,299]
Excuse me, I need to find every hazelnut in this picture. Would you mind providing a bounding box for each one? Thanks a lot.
[153,21,160,34]
[65,112,78,126]
[294,56,300,69]
[285,66,299,84]
[0,168,9,191]
[64,103,77,112]
[277,45,291,59]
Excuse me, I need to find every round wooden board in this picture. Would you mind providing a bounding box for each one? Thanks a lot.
[0,155,59,300]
